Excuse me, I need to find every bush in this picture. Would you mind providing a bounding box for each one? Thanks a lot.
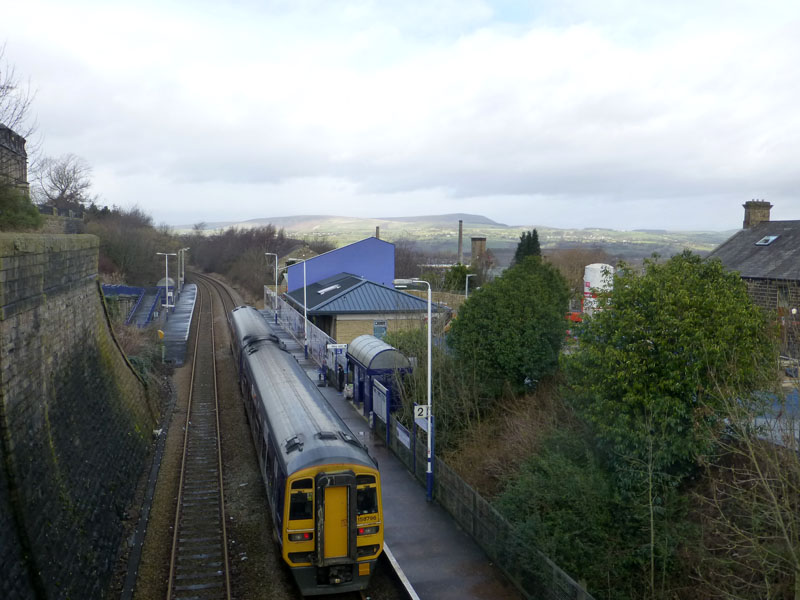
[0,184,42,230]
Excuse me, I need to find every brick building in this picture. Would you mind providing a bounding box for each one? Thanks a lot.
[708,200,800,355]
[284,271,441,344]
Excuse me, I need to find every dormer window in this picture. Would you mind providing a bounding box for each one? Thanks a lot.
[755,235,779,246]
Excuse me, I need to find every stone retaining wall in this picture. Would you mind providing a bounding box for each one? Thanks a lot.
[0,233,157,599]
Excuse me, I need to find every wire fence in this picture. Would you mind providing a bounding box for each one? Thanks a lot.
[386,415,594,600]
[264,284,593,599]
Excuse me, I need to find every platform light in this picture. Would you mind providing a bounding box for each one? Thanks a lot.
[393,278,434,502]
[465,273,477,299]
[265,252,279,324]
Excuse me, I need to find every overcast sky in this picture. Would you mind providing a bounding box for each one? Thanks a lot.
[5,0,800,230]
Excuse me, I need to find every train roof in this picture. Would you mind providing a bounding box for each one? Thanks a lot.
[231,305,274,351]
[236,310,376,475]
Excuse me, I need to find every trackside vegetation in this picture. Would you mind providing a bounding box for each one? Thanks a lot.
[486,252,794,599]
[0,183,42,230]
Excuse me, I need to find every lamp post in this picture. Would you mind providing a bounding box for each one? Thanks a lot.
[394,277,433,501]
[157,252,177,311]
[303,259,308,358]
[178,247,189,292]
[465,273,477,299]
[265,252,279,324]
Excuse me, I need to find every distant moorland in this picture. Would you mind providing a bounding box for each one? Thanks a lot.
[182,213,735,265]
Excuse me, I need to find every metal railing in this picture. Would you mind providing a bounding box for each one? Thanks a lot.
[263,285,593,599]
[265,287,345,370]
[386,415,594,600]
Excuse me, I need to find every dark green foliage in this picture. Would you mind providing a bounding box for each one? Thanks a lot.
[566,251,778,481]
[513,229,541,264]
[495,430,626,598]
[443,264,472,292]
[0,184,42,230]
[448,256,569,396]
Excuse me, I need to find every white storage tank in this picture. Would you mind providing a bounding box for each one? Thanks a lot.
[583,263,614,316]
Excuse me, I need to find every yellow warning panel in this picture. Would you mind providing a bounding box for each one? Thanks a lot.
[323,486,348,558]
[359,562,370,576]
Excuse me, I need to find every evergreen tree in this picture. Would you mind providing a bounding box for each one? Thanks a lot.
[448,256,569,397]
[513,229,541,264]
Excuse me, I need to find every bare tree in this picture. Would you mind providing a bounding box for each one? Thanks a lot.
[0,43,35,136]
[546,246,613,309]
[0,43,38,191]
[694,382,800,599]
[32,153,95,209]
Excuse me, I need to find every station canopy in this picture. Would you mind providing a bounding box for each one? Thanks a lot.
[156,276,176,288]
[347,334,412,374]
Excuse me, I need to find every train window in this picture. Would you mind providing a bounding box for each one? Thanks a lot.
[357,486,378,515]
[266,446,275,487]
[356,475,376,485]
[289,491,313,520]
[291,478,313,490]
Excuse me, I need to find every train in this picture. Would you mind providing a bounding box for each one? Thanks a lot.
[229,305,384,596]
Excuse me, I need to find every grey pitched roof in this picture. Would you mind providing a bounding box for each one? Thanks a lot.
[284,272,439,315]
[708,220,800,281]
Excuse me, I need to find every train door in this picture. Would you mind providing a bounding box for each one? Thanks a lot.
[315,471,357,565]
[323,486,348,559]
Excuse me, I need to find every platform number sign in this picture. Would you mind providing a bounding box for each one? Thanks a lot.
[414,404,430,419]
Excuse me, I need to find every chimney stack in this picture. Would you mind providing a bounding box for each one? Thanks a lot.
[457,220,463,265]
[743,199,772,229]
[471,236,486,262]
[375,226,380,239]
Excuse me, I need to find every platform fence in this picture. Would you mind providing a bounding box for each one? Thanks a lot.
[387,415,594,600]
[264,285,593,599]
[265,287,346,371]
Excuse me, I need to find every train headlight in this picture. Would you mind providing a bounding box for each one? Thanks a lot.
[357,525,379,536]
[288,531,314,542]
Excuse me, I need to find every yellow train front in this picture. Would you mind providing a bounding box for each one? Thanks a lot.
[230,305,383,595]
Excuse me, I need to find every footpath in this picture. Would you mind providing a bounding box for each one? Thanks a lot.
[261,309,522,600]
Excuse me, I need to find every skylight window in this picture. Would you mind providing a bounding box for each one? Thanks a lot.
[317,284,341,295]
[755,235,779,246]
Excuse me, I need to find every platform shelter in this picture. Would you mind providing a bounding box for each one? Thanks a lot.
[347,334,412,420]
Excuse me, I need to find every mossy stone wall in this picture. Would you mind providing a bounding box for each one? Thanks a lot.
[0,233,156,599]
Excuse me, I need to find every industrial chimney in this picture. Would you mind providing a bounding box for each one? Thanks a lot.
[457,220,463,265]
[743,199,772,229]
[471,236,486,261]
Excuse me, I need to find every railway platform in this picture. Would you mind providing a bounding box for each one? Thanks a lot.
[260,309,522,600]
[160,283,197,365]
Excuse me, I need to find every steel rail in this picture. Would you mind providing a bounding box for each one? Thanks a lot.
[165,279,231,600]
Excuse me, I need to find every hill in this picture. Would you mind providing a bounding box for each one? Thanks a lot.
[178,214,735,264]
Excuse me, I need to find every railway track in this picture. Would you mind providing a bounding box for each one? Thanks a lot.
[164,272,410,600]
[165,277,231,600]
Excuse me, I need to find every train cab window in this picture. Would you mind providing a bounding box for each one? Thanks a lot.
[356,475,376,485]
[289,490,313,520]
[291,478,313,490]
[357,486,378,515]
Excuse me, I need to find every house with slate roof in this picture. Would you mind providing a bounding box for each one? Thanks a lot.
[284,271,444,344]
[708,200,800,355]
